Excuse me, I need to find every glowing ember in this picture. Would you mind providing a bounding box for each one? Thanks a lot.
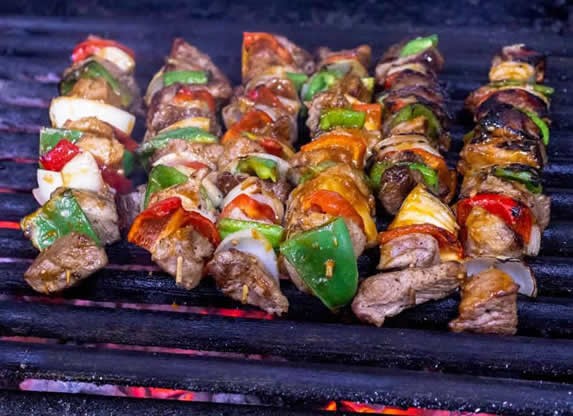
[0,221,21,230]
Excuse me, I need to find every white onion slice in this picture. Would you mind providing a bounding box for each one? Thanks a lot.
[152,152,216,171]
[201,177,223,208]
[61,152,105,193]
[215,229,279,281]
[221,178,259,208]
[525,225,541,257]
[34,169,63,205]
[221,178,283,221]
[50,97,135,135]
[145,69,164,106]
[95,46,135,73]
[160,116,211,133]
[465,257,537,297]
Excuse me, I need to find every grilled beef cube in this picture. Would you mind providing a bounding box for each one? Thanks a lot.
[207,249,289,316]
[151,226,215,290]
[460,167,550,230]
[24,232,107,294]
[450,268,518,335]
[466,87,549,120]
[378,232,441,270]
[378,164,417,215]
[73,189,121,245]
[463,206,523,258]
[116,186,144,233]
[352,261,464,327]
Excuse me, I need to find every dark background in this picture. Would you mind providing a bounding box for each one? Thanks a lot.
[0,0,571,33]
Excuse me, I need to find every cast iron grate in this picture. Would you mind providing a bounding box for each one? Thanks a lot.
[0,16,572,415]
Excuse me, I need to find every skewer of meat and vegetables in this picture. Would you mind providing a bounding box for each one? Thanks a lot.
[19,34,552,337]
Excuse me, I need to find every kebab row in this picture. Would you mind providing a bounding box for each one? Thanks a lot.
[449,44,551,335]
[206,33,315,315]
[21,36,141,293]
[351,36,465,325]
[279,44,381,310]
[127,34,315,315]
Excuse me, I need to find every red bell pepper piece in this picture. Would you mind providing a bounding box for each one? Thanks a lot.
[101,168,133,194]
[39,139,80,171]
[246,85,285,110]
[128,197,220,251]
[303,190,364,231]
[260,138,284,157]
[112,127,139,152]
[174,87,216,113]
[220,194,278,224]
[457,193,533,244]
[72,36,135,63]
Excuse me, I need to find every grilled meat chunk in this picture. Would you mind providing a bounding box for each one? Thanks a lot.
[152,226,214,290]
[463,206,521,258]
[352,261,463,326]
[24,232,107,294]
[72,189,121,245]
[151,140,223,169]
[378,232,440,270]
[378,164,416,215]
[116,186,144,232]
[449,268,518,335]
[207,249,289,316]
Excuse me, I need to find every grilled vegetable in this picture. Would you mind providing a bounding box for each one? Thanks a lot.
[280,218,358,310]
[22,189,101,251]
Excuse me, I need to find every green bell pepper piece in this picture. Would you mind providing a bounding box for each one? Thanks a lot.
[286,72,308,92]
[236,156,279,182]
[301,70,342,101]
[369,161,438,192]
[368,161,391,189]
[217,218,284,248]
[521,109,550,146]
[39,128,84,156]
[389,103,441,140]
[299,161,338,184]
[122,150,135,176]
[492,166,542,194]
[143,165,188,208]
[399,34,439,57]
[21,189,100,251]
[319,108,366,131]
[163,70,209,87]
[137,127,217,167]
[490,80,554,96]
[60,60,131,107]
[280,218,358,310]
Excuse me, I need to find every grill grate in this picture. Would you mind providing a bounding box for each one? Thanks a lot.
[0,15,572,415]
